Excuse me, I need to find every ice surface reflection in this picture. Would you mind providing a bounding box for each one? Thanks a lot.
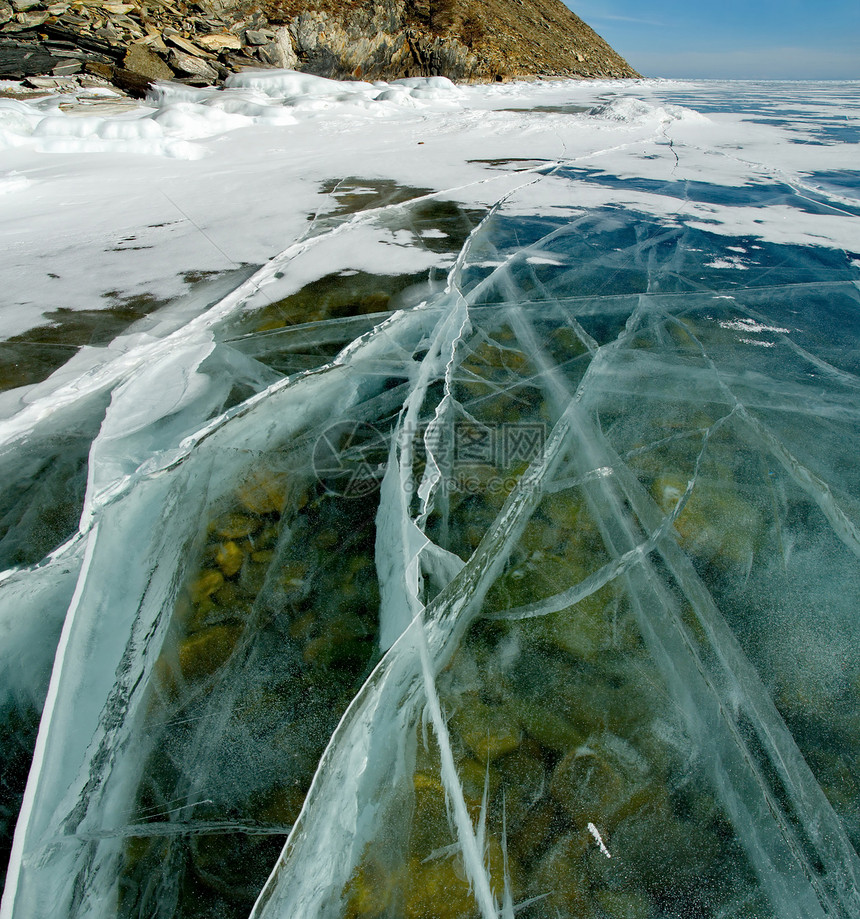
[1,80,859,919]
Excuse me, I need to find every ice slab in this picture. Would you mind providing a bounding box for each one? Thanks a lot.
[1,79,859,919]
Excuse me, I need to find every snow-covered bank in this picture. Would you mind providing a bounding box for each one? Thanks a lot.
[0,75,857,346]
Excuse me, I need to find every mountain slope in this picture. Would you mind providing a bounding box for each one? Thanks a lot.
[408,0,639,79]
[0,0,639,91]
[266,0,641,80]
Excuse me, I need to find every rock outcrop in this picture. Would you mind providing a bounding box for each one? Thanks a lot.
[0,0,639,96]
[274,0,639,81]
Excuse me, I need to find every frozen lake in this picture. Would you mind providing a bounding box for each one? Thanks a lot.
[0,74,859,918]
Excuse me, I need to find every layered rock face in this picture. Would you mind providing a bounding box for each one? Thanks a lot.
[275,0,640,81]
[0,0,297,93]
[283,0,481,82]
[0,0,639,94]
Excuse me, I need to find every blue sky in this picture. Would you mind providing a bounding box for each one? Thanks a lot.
[566,1,860,79]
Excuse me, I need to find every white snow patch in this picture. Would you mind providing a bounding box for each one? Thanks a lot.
[720,318,791,334]
[223,69,460,107]
[705,257,750,270]
[525,255,565,266]
[0,76,857,346]
[587,96,707,125]
[0,171,28,194]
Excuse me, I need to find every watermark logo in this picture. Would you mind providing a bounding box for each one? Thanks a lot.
[312,421,388,498]
[312,421,546,499]
[411,421,546,471]
[457,422,545,468]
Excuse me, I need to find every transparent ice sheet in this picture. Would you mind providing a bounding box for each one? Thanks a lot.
[2,93,859,919]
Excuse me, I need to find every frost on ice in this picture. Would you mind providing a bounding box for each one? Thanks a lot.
[0,78,859,919]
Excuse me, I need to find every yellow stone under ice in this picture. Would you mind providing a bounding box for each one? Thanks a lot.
[652,474,760,566]
[214,541,244,578]
[177,623,241,681]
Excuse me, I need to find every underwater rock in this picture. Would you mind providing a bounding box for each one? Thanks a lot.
[456,755,501,803]
[211,511,262,541]
[189,831,274,903]
[497,748,545,800]
[254,783,306,827]
[189,569,224,606]
[344,858,401,919]
[550,734,654,831]
[410,771,452,857]
[214,540,244,578]
[542,492,601,543]
[302,613,372,669]
[452,695,522,761]
[519,583,622,661]
[609,803,724,904]
[238,557,270,596]
[177,623,242,682]
[508,799,559,863]
[652,474,761,567]
[509,699,585,753]
[236,467,290,516]
[594,888,655,919]
[529,833,592,916]
[402,855,477,919]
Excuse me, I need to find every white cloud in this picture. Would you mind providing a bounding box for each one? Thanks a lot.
[592,14,665,26]
[568,3,665,29]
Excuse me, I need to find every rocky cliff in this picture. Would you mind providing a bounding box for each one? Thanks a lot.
[0,0,639,94]
[267,0,639,82]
